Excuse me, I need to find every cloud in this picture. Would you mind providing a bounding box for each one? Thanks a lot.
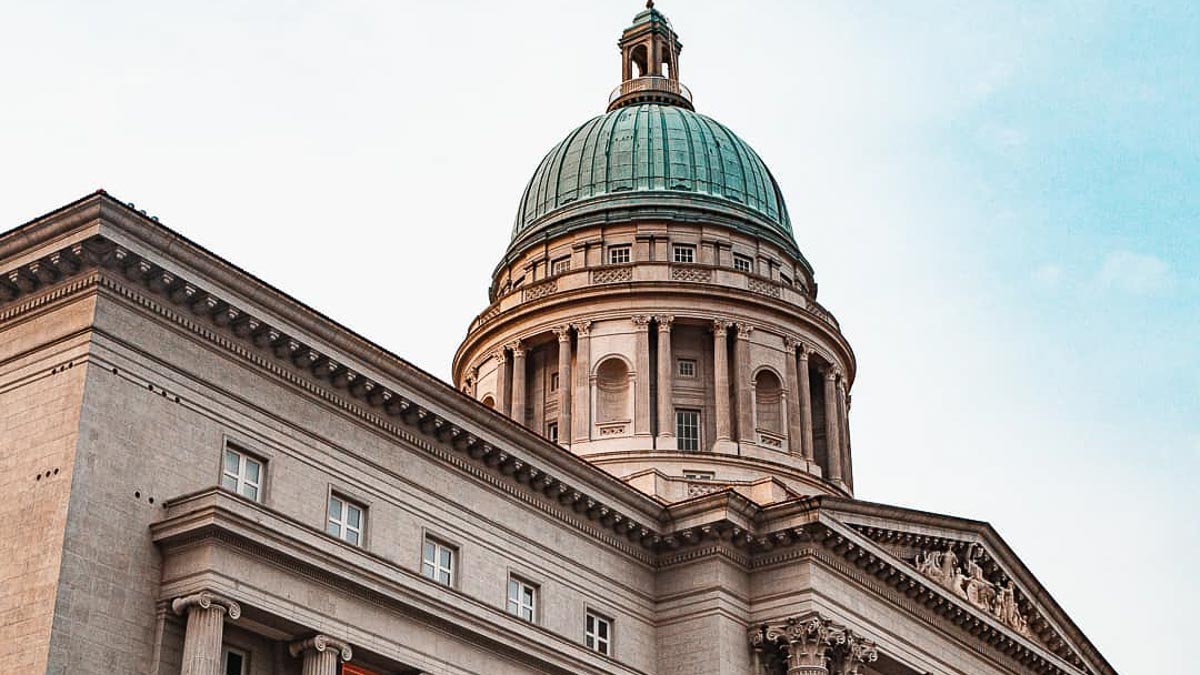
[1032,263,1065,288]
[1095,250,1174,295]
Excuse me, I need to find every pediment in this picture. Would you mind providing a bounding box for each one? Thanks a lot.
[816,501,1113,675]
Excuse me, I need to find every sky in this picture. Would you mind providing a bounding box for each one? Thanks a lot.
[1,1,1196,671]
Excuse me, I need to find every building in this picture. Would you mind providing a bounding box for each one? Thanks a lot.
[0,4,1116,675]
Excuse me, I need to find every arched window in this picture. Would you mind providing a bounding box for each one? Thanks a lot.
[596,358,630,423]
[755,369,783,435]
[630,44,649,78]
[480,395,496,410]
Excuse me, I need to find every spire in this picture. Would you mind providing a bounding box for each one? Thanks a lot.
[607,3,693,112]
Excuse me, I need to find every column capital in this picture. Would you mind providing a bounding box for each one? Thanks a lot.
[824,368,839,382]
[783,335,801,350]
[654,314,675,331]
[171,590,241,620]
[493,348,508,365]
[712,318,732,336]
[837,635,879,675]
[553,324,573,342]
[631,314,652,330]
[508,340,526,357]
[289,634,353,662]
[735,322,754,339]
[571,320,592,336]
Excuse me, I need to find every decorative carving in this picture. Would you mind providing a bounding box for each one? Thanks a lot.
[492,348,508,365]
[686,482,724,497]
[508,340,525,357]
[553,324,572,342]
[735,322,754,339]
[592,266,632,284]
[750,613,876,675]
[748,277,782,298]
[758,433,783,448]
[654,314,674,331]
[712,318,731,336]
[521,279,557,302]
[571,320,592,336]
[598,423,627,436]
[631,314,652,329]
[289,634,354,662]
[912,543,1032,636]
[671,265,712,283]
[171,590,242,620]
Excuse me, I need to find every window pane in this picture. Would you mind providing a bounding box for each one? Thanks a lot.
[224,450,240,474]
[326,520,341,537]
[347,505,361,529]
[224,650,244,675]
[508,579,519,601]
[221,474,238,491]
[440,548,452,568]
[439,570,451,585]
[346,529,359,546]
[244,459,260,483]
[423,541,435,564]
[243,485,259,502]
[328,496,342,521]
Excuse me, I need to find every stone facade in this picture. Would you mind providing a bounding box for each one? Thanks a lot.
[0,5,1116,675]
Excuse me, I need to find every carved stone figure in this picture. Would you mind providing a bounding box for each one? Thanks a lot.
[911,543,1033,638]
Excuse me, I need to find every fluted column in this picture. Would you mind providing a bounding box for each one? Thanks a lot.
[655,315,675,447]
[735,322,755,444]
[554,325,573,446]
[712,320,732,444]
[571,321,592,443]
[510,341,526,425]
[494,349,510,416]
[172,591,241,675]
[824,369,843,484]
[798,346,815,463]
[783,337,803,456]
[633,316,652,437]
[836,376,851,489]
[289,635,353,675]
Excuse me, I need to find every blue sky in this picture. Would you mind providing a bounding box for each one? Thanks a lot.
[1,2,1195,671]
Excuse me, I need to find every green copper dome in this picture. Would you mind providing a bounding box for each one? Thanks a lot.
[508,103,801,262]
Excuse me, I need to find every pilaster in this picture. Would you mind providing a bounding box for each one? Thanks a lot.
[735,322,755,445]
[655,315,675,448]
[633,315,652,438]
[571,321,592,443]
[510,340,527,425]
[554,325,573,446]
[711,319,732,446]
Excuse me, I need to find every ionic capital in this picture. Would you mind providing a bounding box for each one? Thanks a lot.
[289,634,353,662]
[654,314,675,332]
[553,324,572,342]
[571,320,592,336]
[171,591,241,620]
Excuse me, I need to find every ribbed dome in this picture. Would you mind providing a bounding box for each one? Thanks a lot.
[509,104,798,261]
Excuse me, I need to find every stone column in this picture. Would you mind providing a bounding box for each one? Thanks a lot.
[633,316,652,438]
[783,337,803,456]
[571,321,592,443]
[554,325,573,446]
[712,320,732,444]
[824,369,843,484]
[735,322,755,445]
[289,635,353,675]
[798,346,815,463]
[510,340,526,425]
[837,376,851,488]
[171,591,241,675]
[494,349,510,416]
[655,315,675,447]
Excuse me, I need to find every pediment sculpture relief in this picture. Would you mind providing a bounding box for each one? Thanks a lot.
[913,543,1031,637]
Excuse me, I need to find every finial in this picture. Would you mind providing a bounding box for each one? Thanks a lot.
[646,0,654,9]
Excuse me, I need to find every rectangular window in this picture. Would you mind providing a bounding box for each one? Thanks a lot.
[549,372,560,392]
[223,647,247,675]
[511,275,526,288]
[585,611,613,656]
[546,422,559,443]
[422,537,455,587]
[780,273,792,286]
[733,254,753,273]
[607,245,631,264]
[507,576,537,622]
[676,409,701,451]
[683,470,715,480]
[221,446,263,502]
[551,257,571,275]
[326,494,364,546]
[672,244,696,263]
[677,358,697,378]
